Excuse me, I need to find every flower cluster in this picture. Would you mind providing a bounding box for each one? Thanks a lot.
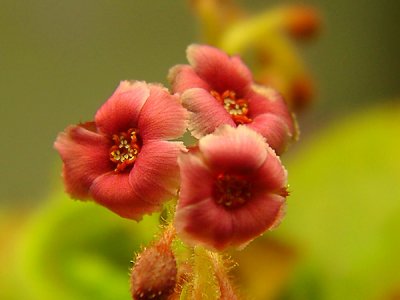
[55,44,296,251]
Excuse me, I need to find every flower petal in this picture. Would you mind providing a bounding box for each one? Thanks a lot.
[138,84,188,141]
[129,140,186,205]
[168,64,210,94]
[247,84,298,143]
[246,85,286,115]
[230,194,286,248]
[182,88,235,139]
[95,81,150,135]
[54,124,112,199]
[175,198,234,251]
[187,44,251,93]
[199,125,267,174]
[178,152,215,207]
[247,113,292,155]
[90,172,160,220]
[231,55,253,82]
[253,147,288,192]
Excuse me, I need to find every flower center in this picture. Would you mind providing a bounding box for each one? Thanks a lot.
[211,90,252,125]
[214,173,252,209]
[109,128,141,172]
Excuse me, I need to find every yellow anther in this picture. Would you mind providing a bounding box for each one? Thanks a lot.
[109,128,141,172]
[211,90,252,125]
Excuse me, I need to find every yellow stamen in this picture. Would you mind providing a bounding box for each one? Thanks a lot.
[211,90,252,125]
[109,128,140,172]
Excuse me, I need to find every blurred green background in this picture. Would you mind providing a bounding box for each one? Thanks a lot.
[1,0,399,299]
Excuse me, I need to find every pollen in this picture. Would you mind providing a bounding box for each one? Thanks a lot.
[109,128,141,172]
[211,90,252,125]
[214,173,252,209]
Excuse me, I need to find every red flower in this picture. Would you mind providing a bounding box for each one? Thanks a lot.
[54,81,188,220]
[168,44,298,154]
[174,125,288,250]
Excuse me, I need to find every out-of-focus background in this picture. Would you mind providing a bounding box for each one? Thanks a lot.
[1,0,399,299]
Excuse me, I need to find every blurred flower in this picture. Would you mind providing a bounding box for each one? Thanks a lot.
[54,81,187,220]
[289,74,315,111]
[169,44,297,154]
[174,125,288,250]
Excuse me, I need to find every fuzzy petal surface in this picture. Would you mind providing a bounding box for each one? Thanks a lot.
[90,172,160,220]
[178,152,215,207]
[168,64,210,94]
[247,84,298,143]
[129,140,186,205]
[138,84,188,141]
[95,81,149,135]
[182,88,235,138]
[187,44,251,93]
[246,85,287,116]
[230,194,286,247]
[247,113,292,155]
[54,124,111,199]
[253,148,288,192]
[175,198,234,251]
[230,55,253,83]
[199,125,267,174]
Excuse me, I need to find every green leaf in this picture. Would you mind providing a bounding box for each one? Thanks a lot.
[278,104,400,299]
[15,192,160,300]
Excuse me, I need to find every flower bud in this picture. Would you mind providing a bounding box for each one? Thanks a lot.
[285,5,321,40]
[131,228,177,300]
[290,74,315,111]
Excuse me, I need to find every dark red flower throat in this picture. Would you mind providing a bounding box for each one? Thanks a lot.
[214,173,252,209]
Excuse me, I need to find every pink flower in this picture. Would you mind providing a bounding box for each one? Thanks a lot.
[54,81,188,220]
[168,44,298,154]
[174,125,288,250]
